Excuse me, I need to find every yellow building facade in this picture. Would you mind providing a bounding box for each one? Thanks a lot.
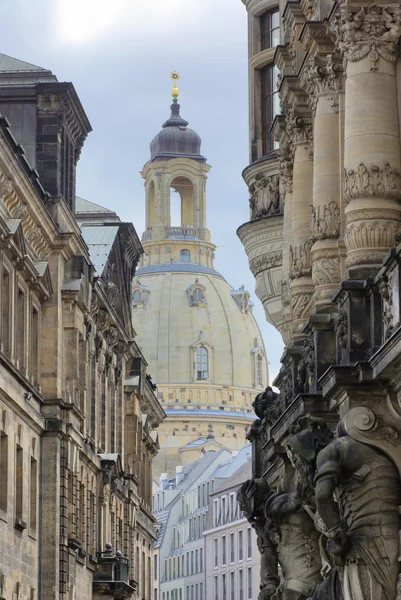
[132,88,269,477]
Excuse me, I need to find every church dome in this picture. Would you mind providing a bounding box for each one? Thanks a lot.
[150,103,206,162]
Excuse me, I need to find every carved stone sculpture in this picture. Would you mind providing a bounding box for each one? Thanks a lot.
[252,386,281,423]
[249,173,282,220]
[239,477,323,600]
[286,417,401,600]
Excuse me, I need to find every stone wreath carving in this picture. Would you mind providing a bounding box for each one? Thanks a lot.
[333,3,401,71]
[249,173,282,220]
[344,162,401,201]
[311,201,341,241]
[289,240,313,279]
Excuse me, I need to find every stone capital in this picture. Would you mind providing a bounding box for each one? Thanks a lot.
[286,110,313,147]
[333,2,401,71]
[301,54,344,113]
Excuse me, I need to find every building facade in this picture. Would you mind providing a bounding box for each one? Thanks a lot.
[132,82,269,478]
[153,447,259,600]
[0,54,164,600]
[238,1,401,600]
[204,458,259,600]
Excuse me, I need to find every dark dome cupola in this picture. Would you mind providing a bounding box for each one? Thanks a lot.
[150,73,206,162]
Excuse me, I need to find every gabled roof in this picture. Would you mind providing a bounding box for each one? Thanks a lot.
[76,196,118,216]
[80,225,120,276]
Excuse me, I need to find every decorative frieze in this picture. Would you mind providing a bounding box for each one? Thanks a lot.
[249,173,282,220]
[333,3,401,71]
[249,251,282,276]
[344,162,401,202]
[311,201,341,241]
[289,240,313,279]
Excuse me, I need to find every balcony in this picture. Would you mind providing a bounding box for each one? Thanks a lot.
[142,226,208,243]
[93,544,136,599]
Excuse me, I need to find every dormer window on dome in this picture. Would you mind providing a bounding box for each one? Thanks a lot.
[132,280,150,309]
[231,285,253,313]
[186,280,207,307]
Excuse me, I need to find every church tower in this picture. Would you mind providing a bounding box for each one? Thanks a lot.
[133,76,268,477]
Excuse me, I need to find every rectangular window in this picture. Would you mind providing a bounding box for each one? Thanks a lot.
[186,552,189,576]
[213,499,219,527]
[213,537,218,568]
[222,496,226,524]
[200,583,203,600]
[16,288,25,369]
[261,7,280,50]
[239,570,244,600]
[222,535,227,566]
[2,269,10,355]
[230,572,235,600]
[195,549,199,574]
[30,457,37,531]
[230,532,235,563]
[229,494,234,522]
[238,530,243,561]
[200,547,203,571]
[195,583,198,600]
[15,444,23,521]
[222,574,227,600]
[154,555,158,580]
[191,550,194,575]
[247,567,252,600]
[154,589,158,600]
[31,307,39,383]
[247,527,252,559]
[261,64,280,155]
[0,432,8,512]
[214,576,218,600]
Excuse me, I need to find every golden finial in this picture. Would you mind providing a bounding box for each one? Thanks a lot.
[170,71,180,103]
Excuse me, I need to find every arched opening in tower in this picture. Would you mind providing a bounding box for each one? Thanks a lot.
[169,176,194,228]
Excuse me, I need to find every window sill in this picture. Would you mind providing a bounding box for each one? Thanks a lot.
[14,518,27,531]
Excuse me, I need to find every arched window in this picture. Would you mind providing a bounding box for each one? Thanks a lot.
[192,288,204,303]
[256,354,262,386]
[180,249,191,262]
[196,347,209,380]
[133,289,142,304]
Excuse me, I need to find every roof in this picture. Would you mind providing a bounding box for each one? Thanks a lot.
[179,437,225,451]
[212,444,252,480]
[76,196,117,215]
[0,53,49,73]
[76,196,120,224]
[135,263,224,278]
[80,225,119,275]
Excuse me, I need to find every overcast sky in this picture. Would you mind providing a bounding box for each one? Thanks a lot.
[2,0,284,382]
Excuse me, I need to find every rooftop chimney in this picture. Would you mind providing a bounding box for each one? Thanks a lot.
[175,465,184,485]
[159,473,169,491]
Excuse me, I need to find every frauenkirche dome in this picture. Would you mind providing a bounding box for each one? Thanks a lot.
[133,84,268,476]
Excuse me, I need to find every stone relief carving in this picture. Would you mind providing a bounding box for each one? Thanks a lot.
[286,416,401,600]
[346,220,400,253]
[334,308,348,350]
[378,272,394,339]
[250,251,283,276]
[290,240,313,279]
[334,4,401,71]
[311,201,341,241]
[290,289,314,322]
[252,386,283,425]
[286,110,313,152]
[249,173,282,220]
[278,364,294,408]
[281,280,292,307]
[279,143,295,197]
[302,55,343,113]
[312,256,342,288]
[344,162,401,201]
[297,338,315,393]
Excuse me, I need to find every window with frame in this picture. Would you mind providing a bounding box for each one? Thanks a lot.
[192,287,204,303]
[213,537,218,568]
[257,354,263,386]
[247,527,252,559]
[247,567,252,600]
[222,574,227,600]
[196,347,209,380]
[222,535,227,566]
[261,8,280,50]
[239,570,244,600]
[180,249,191,262]
[238,529,243,561]
[214,576,218,600]
[230,572,235,600]
[230,532,235,563]
[261,64,280,156]
[133,289,142,304]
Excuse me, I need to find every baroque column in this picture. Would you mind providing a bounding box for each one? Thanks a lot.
[303,50,344,310]
[335,1,401,276]
[287,110,315,341]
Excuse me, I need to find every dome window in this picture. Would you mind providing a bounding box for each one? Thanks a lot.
[256,354,263,386]
[180,249,191,262]
[196,347,209,380]
[251,340,266,387]
[132,280,150,308]
[186,279,207,307]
